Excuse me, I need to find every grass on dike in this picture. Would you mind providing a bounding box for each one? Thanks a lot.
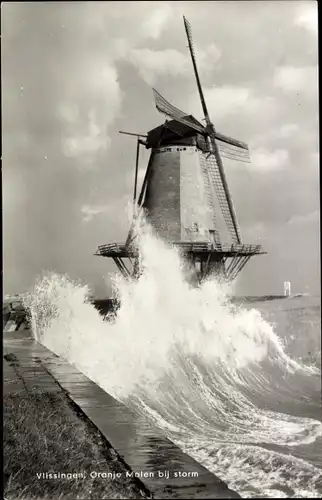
[4,390,151,500]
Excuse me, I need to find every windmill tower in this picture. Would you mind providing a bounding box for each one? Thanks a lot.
[96,16,265,283]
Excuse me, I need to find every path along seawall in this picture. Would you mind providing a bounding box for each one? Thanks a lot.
[3,299,240,499]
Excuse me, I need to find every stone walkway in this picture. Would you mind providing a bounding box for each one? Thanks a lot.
[3,357,25,396]
[4,331,240,499]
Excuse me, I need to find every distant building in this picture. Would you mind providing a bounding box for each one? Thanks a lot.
[284,281,291,297]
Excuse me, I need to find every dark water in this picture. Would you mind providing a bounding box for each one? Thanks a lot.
[121,295,322,498]
[89,295,322,498]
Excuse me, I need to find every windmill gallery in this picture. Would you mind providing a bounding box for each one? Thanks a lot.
[96,16,266,283]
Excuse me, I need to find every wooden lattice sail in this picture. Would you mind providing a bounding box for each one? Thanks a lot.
[95,16,265,283]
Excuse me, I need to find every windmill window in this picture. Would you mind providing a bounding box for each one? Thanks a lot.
[192,222,199,232]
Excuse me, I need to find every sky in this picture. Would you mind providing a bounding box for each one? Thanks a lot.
[2,0,319,297]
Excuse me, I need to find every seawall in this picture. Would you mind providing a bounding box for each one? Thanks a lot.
[3,327,240,499]
[92,296,288,316]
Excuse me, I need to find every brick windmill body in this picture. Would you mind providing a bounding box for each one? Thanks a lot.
[96,17,265,283]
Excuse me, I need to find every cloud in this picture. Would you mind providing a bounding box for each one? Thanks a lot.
[3,1,319,297]
[81,196,134,227]
[250,148,289,172]
[189,85,276,122]
[279,123,300,138]
[274,65,318,94]
[287,209,319,226]
[140,3,173,40]
[54,3,177,159]
[128,48,189,85]
[57,62,122,164]
[81,204,111,222]
[62,109,109,160]
[2,2,175,171]
[126,43,221,86]
[77,1,174,43]
[250,123,300,149]
[294,4,318,35]
[197,44,222,71]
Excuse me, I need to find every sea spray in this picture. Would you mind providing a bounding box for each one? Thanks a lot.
[24,224,279,394]
[23,220,322,498]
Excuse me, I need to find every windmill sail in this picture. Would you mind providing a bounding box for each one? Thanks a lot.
[183,16,211,125]
[183,16,242,244]
[218,142,251,163]
[208,135,243,244]
[205,153,242,243]
[215,132,249,152]
[152,89,205,133]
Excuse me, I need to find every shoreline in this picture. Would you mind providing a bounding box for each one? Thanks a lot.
[4,353,152,500]
[4,330,240,499]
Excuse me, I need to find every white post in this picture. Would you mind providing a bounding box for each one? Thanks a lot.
[284,281,291,297]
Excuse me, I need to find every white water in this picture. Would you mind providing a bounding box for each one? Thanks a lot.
[23,222,322,498]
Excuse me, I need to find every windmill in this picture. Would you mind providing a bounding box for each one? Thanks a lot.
[95,16,265,283]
